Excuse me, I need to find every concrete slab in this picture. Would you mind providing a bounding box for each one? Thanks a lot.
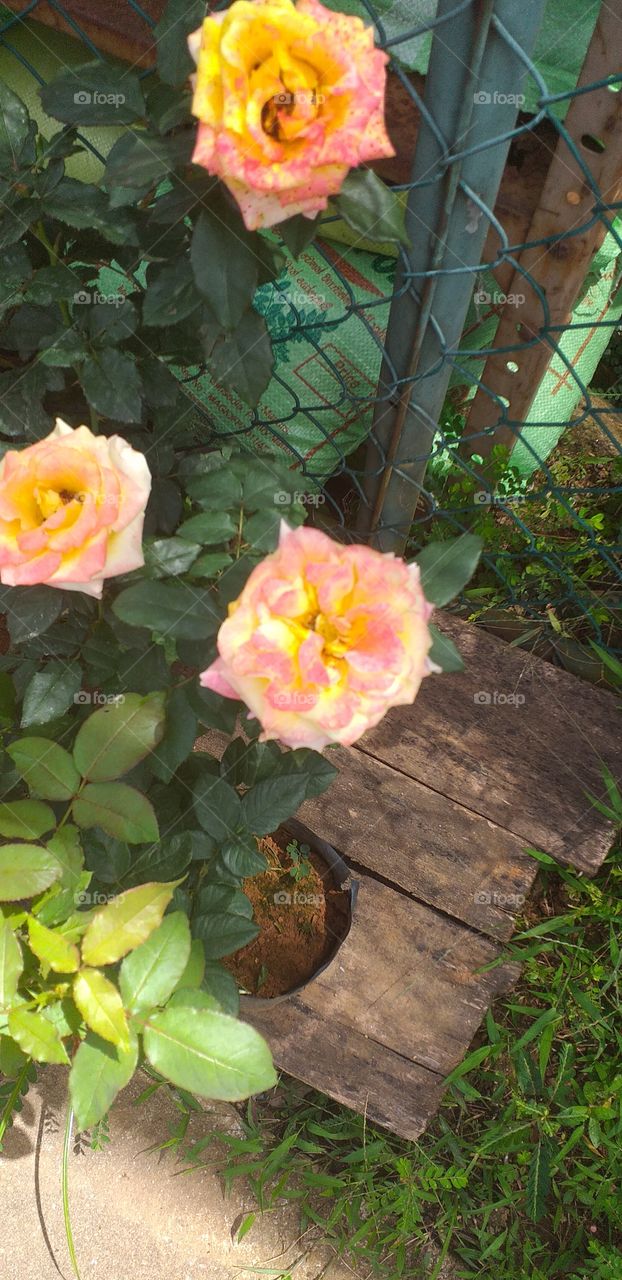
[0,1067,360,1280]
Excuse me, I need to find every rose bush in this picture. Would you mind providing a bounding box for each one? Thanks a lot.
[201,521,436,749]
[0,421,151,596]
[188,0,394,229]
[0,0,479,1158]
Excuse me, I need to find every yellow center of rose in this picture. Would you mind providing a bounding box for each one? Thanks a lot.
[35,486,82,521]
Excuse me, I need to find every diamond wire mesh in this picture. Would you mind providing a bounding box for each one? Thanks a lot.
[0,0,621,668]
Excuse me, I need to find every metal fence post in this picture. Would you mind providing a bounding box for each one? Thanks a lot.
[360,0,547,552]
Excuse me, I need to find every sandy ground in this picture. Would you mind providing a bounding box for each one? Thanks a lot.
[0,1067,361,1280]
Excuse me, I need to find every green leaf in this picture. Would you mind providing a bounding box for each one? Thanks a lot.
[191,211,258,328]
[193,776,242,843]
[526,1138,551,1222]
[150,688,198,784]
[155,0,206,85]
[24,264,80,306]
[0,915,23,1007]
[27,917,80,974]
[193,912,259,960]
[427,624,464,673]
[269,747,338,799]
[143,1006,276,1099]
[241,775,309,836]
[202,961,240,1015]
[189,686,240,734]
[8,737,80,800]
[0,672,16,725]
[40,63,145,125]
[0,83,31,172]
[104,130,173,189]
[185,468,242,510]
[142,258,201,327]
[8,1007,69,1064]
[177,511,237,545]
[73,783,159,845]
[207,310,274,408]
[88,297,138,345]
[80,348,142,423]
[112,581,219,641]
[81,881,178,966]
[197,884,253,918]
[21,662,82,727]
[336,169,408,245]
[70,1030,138,1132]
[84,832,130,885]
[173,937,205,993]
[73,692,166,782]
[0,1036,27,1077]
[46,825,84,890]
[0,845,61,901]
[167,988,220,1011]
[278,213,320,257]
[119,911,191,1012]
[2,586,63,644]
[415,534,483,607]
[73,968,130,1049]
[144,538,201,578]
[122,831,192,888]
[0,800,55,840]
[220,838,267,879]
[44,179,137,245]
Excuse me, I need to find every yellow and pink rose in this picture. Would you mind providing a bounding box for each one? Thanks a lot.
[0,420,151,597]
[188,0,394,230]
[200,522,435,750]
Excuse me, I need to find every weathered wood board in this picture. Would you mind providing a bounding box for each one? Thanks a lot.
[198,613,620,1138]
[359,614,621,875]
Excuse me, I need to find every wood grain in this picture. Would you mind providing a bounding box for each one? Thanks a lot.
[298,747,537,941]
[242,998,445,1141]
[358,614,621,874]
[298,874,519,1075]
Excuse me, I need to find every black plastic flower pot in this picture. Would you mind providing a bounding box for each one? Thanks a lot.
[238,818,359,1008]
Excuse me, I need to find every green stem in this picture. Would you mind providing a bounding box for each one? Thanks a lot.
[235,505,245,560]
[34,218,72,327]
[62,1105,82,1280]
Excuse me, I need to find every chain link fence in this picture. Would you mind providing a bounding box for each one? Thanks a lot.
[1,0,621,676]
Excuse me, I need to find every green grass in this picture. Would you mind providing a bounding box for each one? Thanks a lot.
[170,835,622,1279]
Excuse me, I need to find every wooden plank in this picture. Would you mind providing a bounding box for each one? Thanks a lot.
[296,873,518,1076]
[358,613,621,874]
[463,2,622,455]
[0,1,165,67]
[196,726,536,942]
[242,1000,445,1141]
[298,748,536,942]
[243,873,518,1138]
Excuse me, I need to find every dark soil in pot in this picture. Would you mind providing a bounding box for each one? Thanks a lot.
[223,822,354,1000]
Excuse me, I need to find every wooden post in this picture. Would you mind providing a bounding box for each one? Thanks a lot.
[462,1,622,460]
